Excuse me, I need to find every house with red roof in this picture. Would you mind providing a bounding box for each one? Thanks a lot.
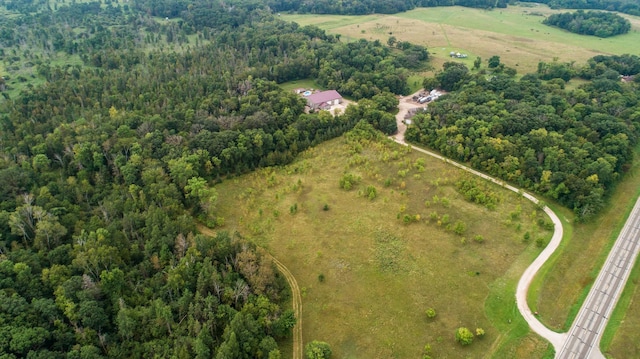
[306,90,343,110]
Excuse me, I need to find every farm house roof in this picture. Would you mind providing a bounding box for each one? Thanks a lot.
[307,90,342,104]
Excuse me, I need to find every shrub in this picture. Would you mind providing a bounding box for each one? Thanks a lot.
[455,327,474,346]
[474,235,484,243]
[305,340,332,359]
[339,173,361,190]
[425,308,436,318]
[453,220,466,235]
[476,328,485,337]
[365,185,377,200]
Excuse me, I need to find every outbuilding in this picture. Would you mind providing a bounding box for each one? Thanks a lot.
[306,90,343,110]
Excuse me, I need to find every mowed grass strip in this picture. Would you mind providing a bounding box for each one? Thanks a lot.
[282,5,640,74]
[215,131,552,358]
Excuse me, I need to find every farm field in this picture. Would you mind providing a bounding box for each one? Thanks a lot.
[282,5,640,74]
[215,127,554,358]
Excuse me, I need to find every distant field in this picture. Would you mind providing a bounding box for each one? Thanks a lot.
[215,133,553,358]
[283,5,640,74]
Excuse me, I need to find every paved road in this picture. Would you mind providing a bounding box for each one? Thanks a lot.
[557,197,640,359]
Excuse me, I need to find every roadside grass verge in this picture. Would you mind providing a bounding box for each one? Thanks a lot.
[525,202,574,322]
[215,130,552,358]
[602,244,640,358]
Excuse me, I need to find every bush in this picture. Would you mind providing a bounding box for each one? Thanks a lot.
[305,340,332,359]
[453,220,466,235]
[425,308,436,319]
[455,327,474,346]
[339,173,361,190]
[476,328,485,337]
[364,185,377,200]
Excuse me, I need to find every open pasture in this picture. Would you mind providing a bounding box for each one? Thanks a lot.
[215,132,553,358]
[283,5,640,74]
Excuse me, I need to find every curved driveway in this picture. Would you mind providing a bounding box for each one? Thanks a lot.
[394,96,640,359]
[391,137,566,352]
[391,96,567,352]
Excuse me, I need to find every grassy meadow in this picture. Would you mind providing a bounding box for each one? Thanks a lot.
[282,4,640,74]
[215,129,554,358]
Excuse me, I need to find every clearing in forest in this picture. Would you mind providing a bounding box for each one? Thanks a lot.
[215,126,554,358]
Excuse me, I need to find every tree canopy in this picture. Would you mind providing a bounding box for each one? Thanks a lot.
[0,1,419,357]
[408,60,640,220]
[543,10,631,38]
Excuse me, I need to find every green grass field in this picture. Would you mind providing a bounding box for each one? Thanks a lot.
[283,5,640,74]
[215,133,554,358]
[278,79,324,92]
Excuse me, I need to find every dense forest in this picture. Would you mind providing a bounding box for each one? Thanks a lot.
[0,1,413,358]
[407,55,640,220]
[1,0,639,357]
[543,10,631,38]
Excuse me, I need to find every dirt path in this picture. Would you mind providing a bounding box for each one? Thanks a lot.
[391,98,567,352]
[269,255,303,359]
[394,91,425,143]
[197,224,303,359]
